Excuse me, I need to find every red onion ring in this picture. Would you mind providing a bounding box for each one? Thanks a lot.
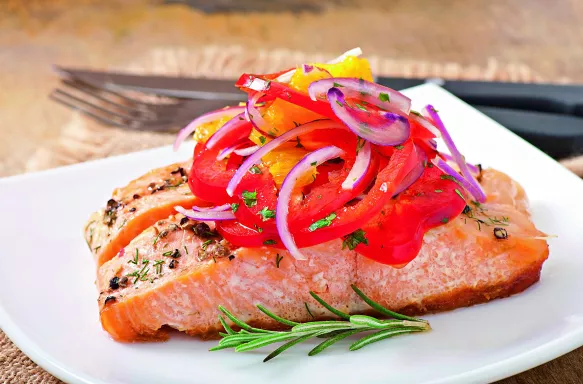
[175,206,235,221]
[431,158,484,202]
[245,92,276,136]
[234,145,259,157]
[206,113,248,150]
[341,141,371,190]
[276,146,345,260]
[191,203,231,212]
[308,78,411,115]
[226,119,346,196]
[440,153,480,175]
[326,88,410,146]
[217,144,238,161]
[174,106,245,151]
[423,105,486,202]
[275,47,363,83]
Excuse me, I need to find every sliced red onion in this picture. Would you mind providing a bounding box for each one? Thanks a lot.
[327,88,410,146]
[308,78,411,115]
[191,203,231,212]
[341,141,371,190]
[423,105,486,202]
[440,153,480,175]
[275,47,363,83]
[409,112,440,138]
[174,106,245,151]
[432,158,484,202]
[226,119,345,196]
[429,139,438,149]
[393,145,426,195]
[206,112,247,150]
[175,206,235,221]
[234,145,259,157]
[277,146,345,260]
[245,92,274,136]
[217,144,238,161]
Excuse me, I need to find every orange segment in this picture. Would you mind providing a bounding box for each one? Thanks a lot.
[261,144,316,188]
[193,115,233,144]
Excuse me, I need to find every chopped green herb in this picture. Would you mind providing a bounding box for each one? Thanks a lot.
[434,189,443,193]
[410,110,422,117]
[394,145,404,150]
[317,194,322,199]
[441,217,449,224]
[242,190,257,207]
[440,174,461,185]
[295,136,304,148]
[259,207,276,221]
[308,213,337,232]
[312,174,316,182]
[356,137,366,153]
[304,302,315,319]
[118,219,127,229]
[153,260,165,274]
[254,224,263,233]
[275,253,283,268]
[429,106,439,113]
[263,239,277,245]
[454,189,465,201]
[471,200,481,207]
[231,203,240,213]
[335,100,344,108]
[378,92,390,102]
[332,82,344,88]
[201,240,213,250]
[310,161,317,166]
[249,166,262,175]
[342,229,369,250]
[259,136,266,145]
[293,121,301,127]
[183,246,189,255]
[355,103,368,112]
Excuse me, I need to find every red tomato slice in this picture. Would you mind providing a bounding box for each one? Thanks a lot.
[216,221,283,249]
[188,148,236,204]
[290,141,420,247]
[356,165,466,265]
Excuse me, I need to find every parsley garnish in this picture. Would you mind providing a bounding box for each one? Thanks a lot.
[275,253,283,268]
[295,136,304,148]
[434,189,443,193]
[454,189,465,201]
[263,239,277,245]
[153,260,165,274]
[355,103,368,112]
[249,165,262,175]
[183,246,189,255]
[394,145,404,150]
[332,82,344,88]
[441,218,449,224]
[379,92,390,102]
[259,207,276,221]
[410,110,422,117]
[259,136,266,145]
[335,100,344,107]
[342,229,368,250]
[231,203,240,213]
[242,190,257,207]
[254,224,263,233]
[201,240,213,250]
[440,174,461,186]
[309,213,337,232]
[310,161,317,166]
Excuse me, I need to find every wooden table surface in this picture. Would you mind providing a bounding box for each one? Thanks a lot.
[1,1,583,383]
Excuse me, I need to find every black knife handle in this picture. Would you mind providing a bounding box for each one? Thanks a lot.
[475,105,583,159]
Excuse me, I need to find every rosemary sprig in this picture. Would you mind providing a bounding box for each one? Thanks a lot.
[211,285,430,361]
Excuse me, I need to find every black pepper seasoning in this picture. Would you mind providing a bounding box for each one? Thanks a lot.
[494,227,508,240]
[109,276,120,290]
[118,276,129,288]
[133,194,140,200]
[228,255,235,261]
[462,205,471,215]
[129,207,136,213]
[193,222,212,238]
[104,296,116,305]
[169,259,177,269]
[180,217,189,226]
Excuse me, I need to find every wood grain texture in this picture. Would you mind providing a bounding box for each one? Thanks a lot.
[1,1,582,383]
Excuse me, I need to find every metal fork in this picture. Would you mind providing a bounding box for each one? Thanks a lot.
[49,78,234,132]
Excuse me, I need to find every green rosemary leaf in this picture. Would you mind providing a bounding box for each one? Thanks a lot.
[291,321,353,334]
[235,333,297,352]
[309,291,350,320]
[218,305,270,333]
[219,316,236,335]
[263,333,317,362]
[349,328,423,351]
[350,285,425,322]
[209,343,240,352]
[349,314,394,329]
[257,304,299,327]
[309,328,369,356]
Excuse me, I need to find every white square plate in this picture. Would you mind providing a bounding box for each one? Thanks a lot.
[1,84,583,384]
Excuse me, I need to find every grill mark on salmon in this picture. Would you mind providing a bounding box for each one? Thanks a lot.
[85,161,205,267]
[94,169,549,342]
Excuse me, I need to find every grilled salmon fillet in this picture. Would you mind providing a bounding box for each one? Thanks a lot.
[91,168,549,342]
[85,161,205,266]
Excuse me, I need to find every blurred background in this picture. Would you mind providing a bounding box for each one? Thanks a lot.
[2,0,583,178]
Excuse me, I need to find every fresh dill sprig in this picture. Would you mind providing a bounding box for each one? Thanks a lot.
[210,285,430,361]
